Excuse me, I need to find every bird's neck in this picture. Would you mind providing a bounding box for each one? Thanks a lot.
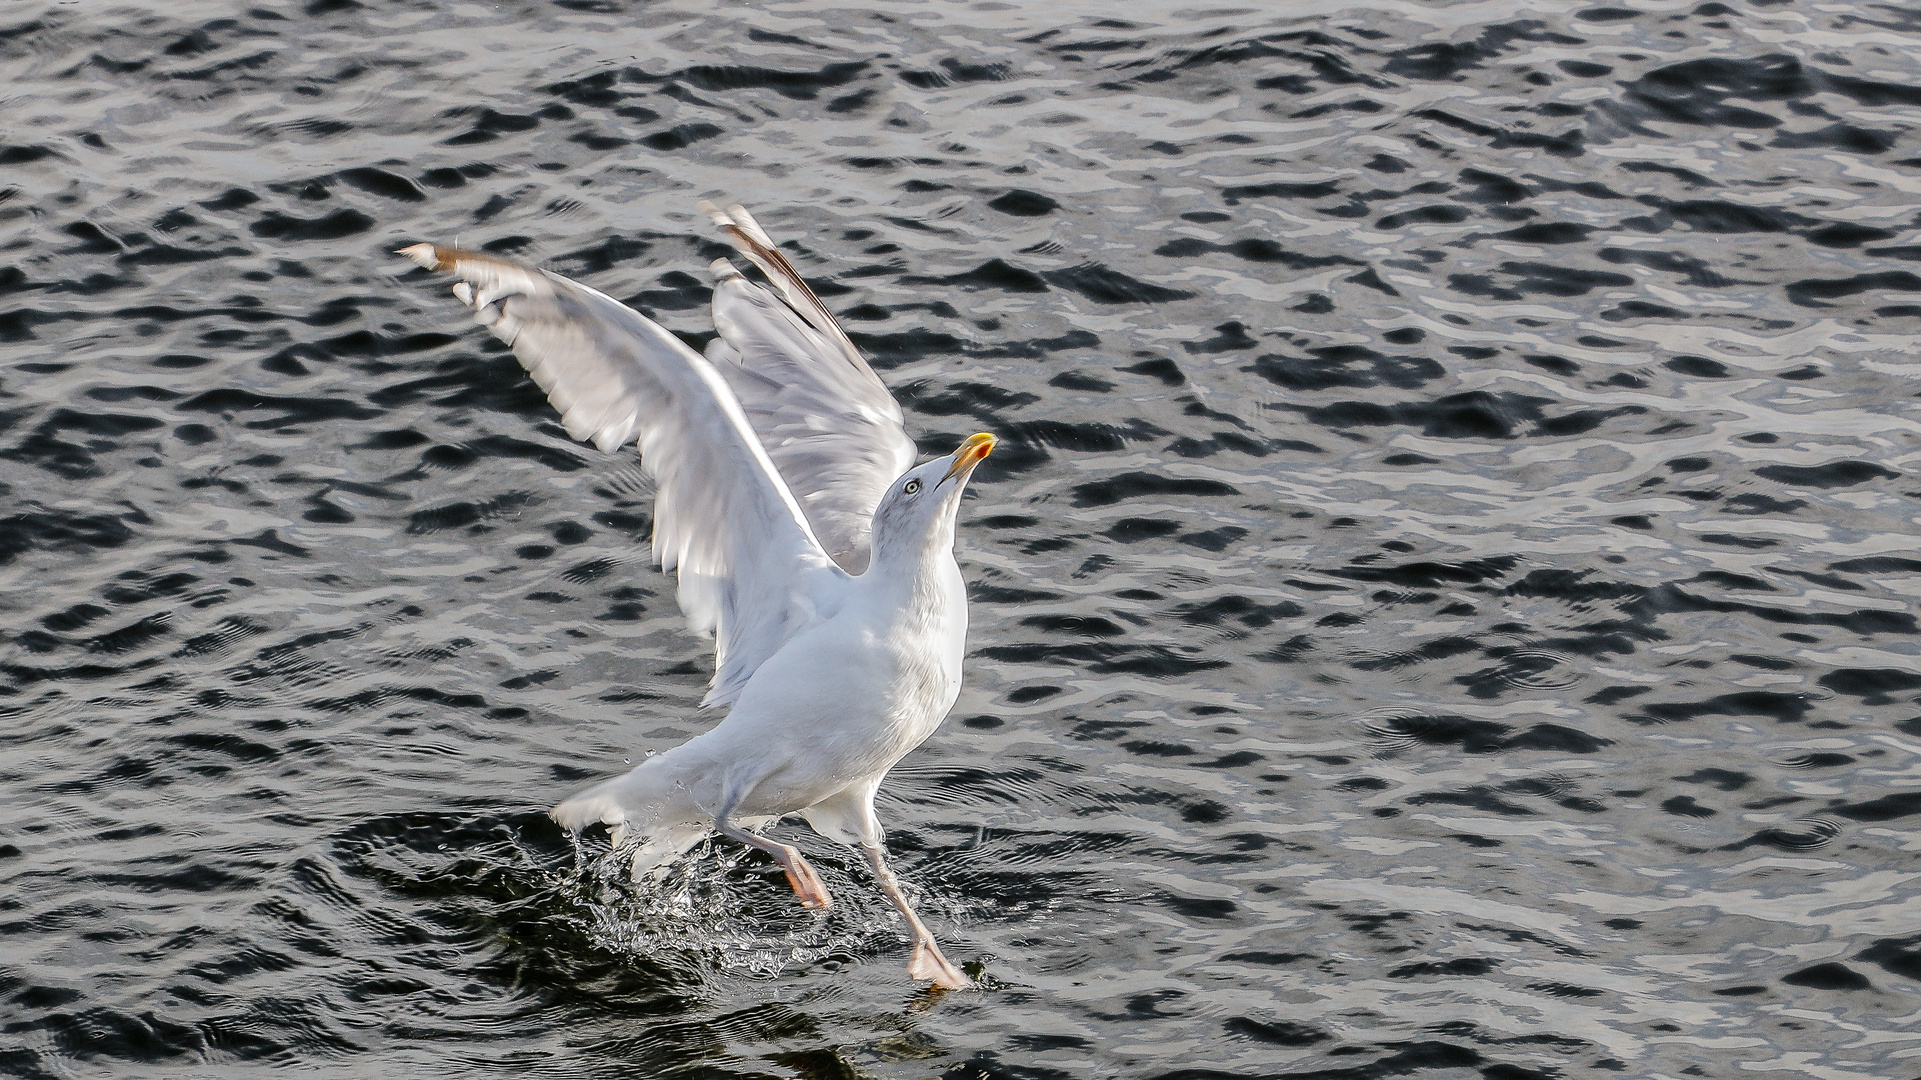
[862,523,962,614]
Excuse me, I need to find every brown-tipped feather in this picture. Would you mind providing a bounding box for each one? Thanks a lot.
[396,243,530,274]
[722,226,847,348]
[396,243,450,271]
[696,203,865,372]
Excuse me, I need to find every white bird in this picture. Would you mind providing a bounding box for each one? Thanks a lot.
[398,202,992,990]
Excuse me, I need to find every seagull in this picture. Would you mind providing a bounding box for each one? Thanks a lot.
[397,202,991,990]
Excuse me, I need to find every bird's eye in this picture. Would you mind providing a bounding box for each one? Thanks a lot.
[903,479,922,495]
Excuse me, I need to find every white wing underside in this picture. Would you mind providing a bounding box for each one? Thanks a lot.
[398,227,906,707]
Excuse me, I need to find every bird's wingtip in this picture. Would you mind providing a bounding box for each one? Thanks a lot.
[396,243,446,271]
[396,243,541,281]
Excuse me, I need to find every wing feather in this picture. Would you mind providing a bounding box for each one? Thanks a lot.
[697,205,917,572]
[398,243,846,707]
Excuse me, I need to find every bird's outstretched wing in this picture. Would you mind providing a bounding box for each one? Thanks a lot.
[699,203,917,574]
[397,244,847,707]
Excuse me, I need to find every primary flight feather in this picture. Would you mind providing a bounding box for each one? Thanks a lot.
[398,202,992,989]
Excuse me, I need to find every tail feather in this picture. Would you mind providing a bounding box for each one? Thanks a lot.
[551,762,714,880]
[550,776,630,834]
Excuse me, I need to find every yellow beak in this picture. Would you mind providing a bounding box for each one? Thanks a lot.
[941,432,996,483]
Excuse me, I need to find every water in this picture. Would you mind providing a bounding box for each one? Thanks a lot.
[4,1,1921,1076]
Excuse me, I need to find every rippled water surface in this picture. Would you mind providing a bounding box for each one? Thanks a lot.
[7,1,1921,1076]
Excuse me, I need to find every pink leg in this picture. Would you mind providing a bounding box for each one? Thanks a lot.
[718,821,833,910]
[862,843,971,990]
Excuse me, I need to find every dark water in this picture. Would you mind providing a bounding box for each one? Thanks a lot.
[6,1,1921,1076]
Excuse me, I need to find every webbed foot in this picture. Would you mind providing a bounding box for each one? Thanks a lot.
[908,937,972,990]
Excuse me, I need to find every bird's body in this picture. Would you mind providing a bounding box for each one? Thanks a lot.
[553,521,968,864]
[399,202,990,989]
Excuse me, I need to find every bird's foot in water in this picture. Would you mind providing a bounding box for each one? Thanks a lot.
[908,937,972,990]
[718,822,835,910]
[781,851,834,910]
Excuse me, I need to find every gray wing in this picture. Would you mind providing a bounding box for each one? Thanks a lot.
[397,243,847,708]
[699,203,917,574]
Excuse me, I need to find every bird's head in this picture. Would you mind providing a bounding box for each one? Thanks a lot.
[867,433,996,566]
